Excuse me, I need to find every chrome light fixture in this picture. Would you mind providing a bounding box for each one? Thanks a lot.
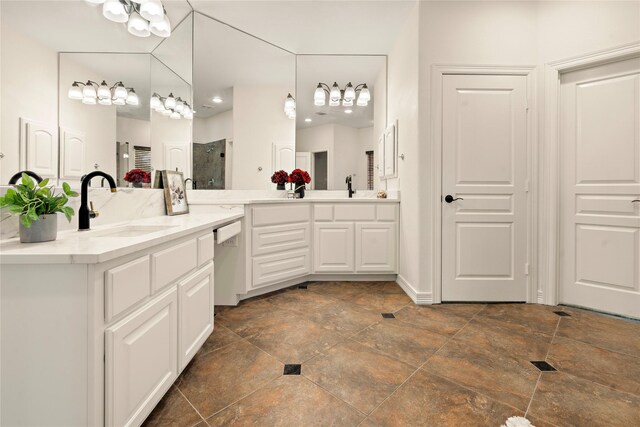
[314,82,371,108]
[85,0,172,38]
[68,80,139,107]
[151,92,193,120]
[284,93,296,119]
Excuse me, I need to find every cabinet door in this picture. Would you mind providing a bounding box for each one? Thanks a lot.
[105,287,178,427]
[314,223,355,273]
[179,262,214,371]
[356,223,397,272]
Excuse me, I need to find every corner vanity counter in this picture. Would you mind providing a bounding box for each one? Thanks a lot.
[0,212,243,427]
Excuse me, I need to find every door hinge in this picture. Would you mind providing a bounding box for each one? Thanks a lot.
[525,180,529,193]
[525,263,530,276]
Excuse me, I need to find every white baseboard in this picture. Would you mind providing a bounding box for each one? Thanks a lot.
[396,275,433,304]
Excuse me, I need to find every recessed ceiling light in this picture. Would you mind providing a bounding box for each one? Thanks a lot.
[305,118,312,122]
[344,109,353,114]
[212,96,223,103]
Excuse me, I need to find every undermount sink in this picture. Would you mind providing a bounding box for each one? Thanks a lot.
[91,225,177,238]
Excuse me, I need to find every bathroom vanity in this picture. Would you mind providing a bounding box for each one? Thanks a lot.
[0,212,242,427]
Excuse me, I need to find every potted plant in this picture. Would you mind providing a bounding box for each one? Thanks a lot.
[124,169,151,188]
[289,169,311,199]
[271,170,289,190]
[0,173,79,243]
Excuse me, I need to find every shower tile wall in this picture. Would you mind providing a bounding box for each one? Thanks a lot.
[193,139,226,190]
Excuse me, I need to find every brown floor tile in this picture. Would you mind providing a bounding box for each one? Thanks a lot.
[301,301,383,335]
[363,370,521,427]
[556,308,640,357]
[303,340,415,414]
[524,416,558,427]
[454,316,553,360]
[240,309,346,363]
[142,386,203,427]
[352,319,449,367]
[206,375,364,426]
[349,290,413,313]
[477,303,560,336]
[394,304,471,336]
[265,288,338,313]
[425,337,541,410]
[196,325,241,357]
[547,336,640,396]
[215,299,279,333]
[177,340,282,419]
[434,303,488,318]
[307,281,378,300]
[527,371,640,427]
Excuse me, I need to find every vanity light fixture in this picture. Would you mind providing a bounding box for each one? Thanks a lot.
[150,92,193,120]
[284,93,296,119]
[314,82,370,108]
[84,0,172,38]
[68,80,139,106]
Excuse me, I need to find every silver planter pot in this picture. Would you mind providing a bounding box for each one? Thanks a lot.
[19,214,58,243]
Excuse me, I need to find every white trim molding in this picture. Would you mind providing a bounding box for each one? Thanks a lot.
[430,65,538,304]
[540,41,640,306]
[397,274,433,304]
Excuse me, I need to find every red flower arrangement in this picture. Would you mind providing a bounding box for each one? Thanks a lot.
[271,170,289,185]
[289,169,311,184]
[123,169,151,184]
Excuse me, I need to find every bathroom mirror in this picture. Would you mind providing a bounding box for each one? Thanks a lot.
[295,55,387,191]
[192,13,296,190]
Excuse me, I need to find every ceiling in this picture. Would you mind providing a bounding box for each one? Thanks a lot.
[190,0,416,55]
[296,55,385,129]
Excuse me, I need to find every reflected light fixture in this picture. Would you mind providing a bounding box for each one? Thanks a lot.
[151,92,193,120]
[68,80,138,106]
[314,82,370,108]
[305,118,312,123]
[212,96,223,104]
[84,0,171,38]
[284,93,296,119]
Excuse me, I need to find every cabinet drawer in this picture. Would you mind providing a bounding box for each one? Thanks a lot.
[314,204,334,221]
[198,233,214,267]
[105,255,151,321]
[376,204,397,221]
[252,222,311,256]
[252,204,310,227]
[152,239,198,292]
[105,286,178,427]
[334,204,375,221]
[179,262,214,371]
[252,249,310,288]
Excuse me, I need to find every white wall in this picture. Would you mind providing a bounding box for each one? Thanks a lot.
[0,25,58,184]
[232,85,295,189]
[116,117,151,148]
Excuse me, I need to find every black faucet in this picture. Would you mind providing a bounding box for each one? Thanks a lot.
[8,170,43,185]
[346,175,356,198]
[79,171,117,231]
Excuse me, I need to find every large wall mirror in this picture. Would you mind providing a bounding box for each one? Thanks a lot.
[295,55,387,191]
[192,13,296,190]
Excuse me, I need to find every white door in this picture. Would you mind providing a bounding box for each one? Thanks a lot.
[20,118,58,178]
[314,223,355,273]
[273,143,295,172]
[560,57,640,318]
[164,143,188,172]
[296,152,312,188]
[442,74,528,301]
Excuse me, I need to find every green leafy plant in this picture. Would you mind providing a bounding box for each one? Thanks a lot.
[0,173,79,228]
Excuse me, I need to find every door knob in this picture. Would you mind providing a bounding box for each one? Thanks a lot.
[444,195,464,203]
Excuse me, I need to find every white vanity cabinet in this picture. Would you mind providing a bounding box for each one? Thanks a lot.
[313,203,398,274]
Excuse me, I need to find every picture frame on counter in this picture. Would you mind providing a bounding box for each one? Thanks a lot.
[155,170,189,216]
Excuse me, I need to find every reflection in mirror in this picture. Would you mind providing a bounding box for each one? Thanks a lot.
[295,55,387,191]
[192,13,295,190]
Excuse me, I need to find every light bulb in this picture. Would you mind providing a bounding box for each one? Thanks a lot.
[128,12,150,37]
[359,84,371,102]
[344,82,355,101]
[68,83,83,100]
[139,0,164,23]
[98,97,112,105]
[342,98,353,107]
[164,93,176,109]
[126,89,139,105]
[149,14,171,38]
[314,84,325,106]
[286,109,296,119]
[150,94,161,109]
[284,94,295,112]
[161,108,172,116]
[103,0,129,23]
[329,98,339,107]
[183,110,193,119]
[169,111,181,119]
[113,83,127,100]
[113,98,126,106]
[305,118,312,123]
[155,103,166,113]
[82,96,97,105]
[329,82,341,101]
[82,82,96,99]
[357,97,368,107]
[175,101,184,113]
[97,80,111,99]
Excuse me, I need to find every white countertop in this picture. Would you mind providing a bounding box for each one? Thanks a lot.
[0,212,244,265]
[188,197,400,205]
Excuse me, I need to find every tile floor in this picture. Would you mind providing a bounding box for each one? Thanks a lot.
[143,281,640,427]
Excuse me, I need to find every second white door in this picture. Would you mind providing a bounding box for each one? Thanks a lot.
[442,74,528,301]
